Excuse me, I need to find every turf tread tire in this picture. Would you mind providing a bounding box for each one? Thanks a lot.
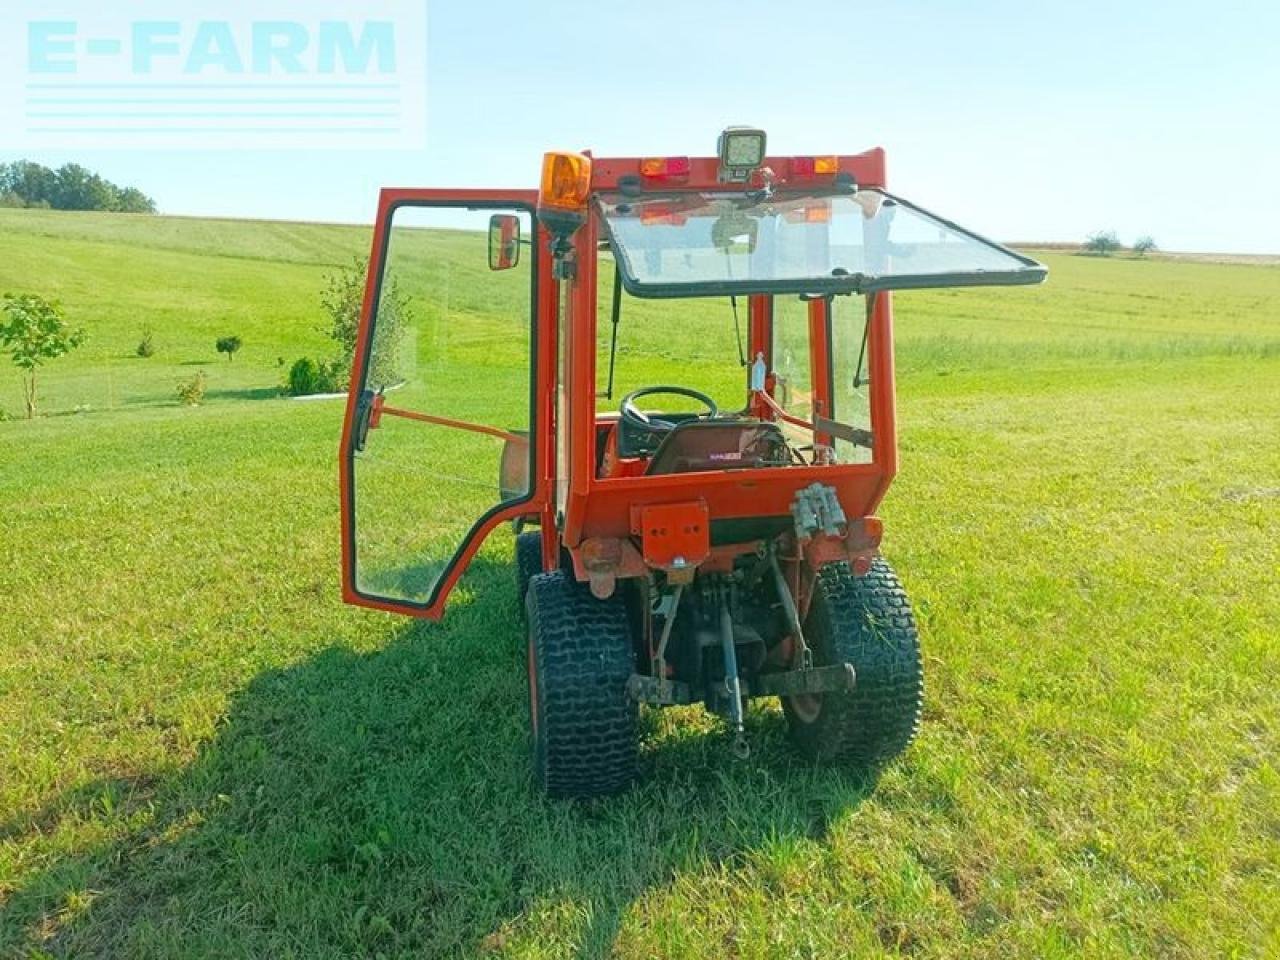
[526,570,638,798]
[784,558,924,769]
[515,531,543,617]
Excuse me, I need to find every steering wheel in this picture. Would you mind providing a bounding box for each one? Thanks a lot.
[620,385,719,435]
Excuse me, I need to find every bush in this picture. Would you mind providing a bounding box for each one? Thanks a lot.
[176,371,207,406]
[321,257,409,389]
[1083,231,1122,256]
[136,326,155,358]
[216,335,242,362]
[285,357,344,397]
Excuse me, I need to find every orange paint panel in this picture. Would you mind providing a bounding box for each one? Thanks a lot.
[632,502,711,570]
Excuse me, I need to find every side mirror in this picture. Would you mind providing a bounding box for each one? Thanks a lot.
[489,214,521,271]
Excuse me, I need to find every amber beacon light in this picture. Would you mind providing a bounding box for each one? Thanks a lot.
[538,151,593,234]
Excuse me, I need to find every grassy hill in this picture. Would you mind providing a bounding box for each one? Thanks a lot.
[1,208,1278,958]
[0,208,373,415]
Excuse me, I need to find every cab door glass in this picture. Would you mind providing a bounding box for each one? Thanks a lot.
[352,205,535,605]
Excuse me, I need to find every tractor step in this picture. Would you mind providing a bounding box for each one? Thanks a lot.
[626,663,855,706]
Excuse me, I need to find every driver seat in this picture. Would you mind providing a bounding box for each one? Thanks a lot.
[645,420,790,475]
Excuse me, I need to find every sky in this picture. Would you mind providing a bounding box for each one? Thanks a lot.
[6,0,1279,253]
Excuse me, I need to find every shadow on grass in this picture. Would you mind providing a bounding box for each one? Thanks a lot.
[3,559,875,958]
[201,385,284,403]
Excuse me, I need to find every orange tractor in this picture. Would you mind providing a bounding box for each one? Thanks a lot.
[339,128,1046,797]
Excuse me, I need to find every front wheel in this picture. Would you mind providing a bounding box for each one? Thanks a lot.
[526,570,638,799]
[783,558,924,770]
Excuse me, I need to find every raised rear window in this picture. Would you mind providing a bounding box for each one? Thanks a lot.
[595,188,1046,299]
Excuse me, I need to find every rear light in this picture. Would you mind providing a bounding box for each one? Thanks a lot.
[539,151,592,213]
[717,126,768,183]
[791,155,839,177]
[783,202,831,224]
[640,202,688,227]
[639,156,691,180]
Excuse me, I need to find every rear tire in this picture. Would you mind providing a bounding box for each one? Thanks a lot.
[526,570,638,798]
[783,558,923,770]
[515,531,543,617]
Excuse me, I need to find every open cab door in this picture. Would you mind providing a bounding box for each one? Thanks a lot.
[340,190,544,619]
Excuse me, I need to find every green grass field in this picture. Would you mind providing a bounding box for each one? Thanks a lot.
[1,207,1278,959]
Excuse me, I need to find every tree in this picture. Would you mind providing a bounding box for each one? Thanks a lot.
[1084,230,1121,256]
[1133,236,1157,258]
[116,187,157,214]
[52,164,97,210]
[216,335,242,362]
[0,160,155,212]
[320,257,411,389]
[0,293,87,418]
[0,161,58,207]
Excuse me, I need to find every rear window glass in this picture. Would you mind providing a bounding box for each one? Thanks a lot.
[596,188,1046,298]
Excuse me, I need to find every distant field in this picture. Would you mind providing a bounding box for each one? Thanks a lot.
[1015,242,1280,266]
[1,209,1278,959]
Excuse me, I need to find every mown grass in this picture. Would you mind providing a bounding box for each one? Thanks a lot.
[1,209,1278,959]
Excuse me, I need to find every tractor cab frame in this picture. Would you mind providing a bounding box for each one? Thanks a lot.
[339,133,1045,796]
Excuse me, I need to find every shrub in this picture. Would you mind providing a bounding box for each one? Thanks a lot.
[285,357,344,397]
[286,357,320,396]
[136,326,155,358]
[216,335,242,362]
[0,292,87,418]
[1083,231,1122,256]
[176,371,207,406]
[320,257,409,389]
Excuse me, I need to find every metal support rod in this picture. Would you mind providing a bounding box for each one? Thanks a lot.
[768,547,812,670]
[853,293,873,389]
[605,265,623,399]
[653,584,683,683]
[718,588,748,758]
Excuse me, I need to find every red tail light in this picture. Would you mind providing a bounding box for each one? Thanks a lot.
[639,156,692,180]
[790,156,838,178]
